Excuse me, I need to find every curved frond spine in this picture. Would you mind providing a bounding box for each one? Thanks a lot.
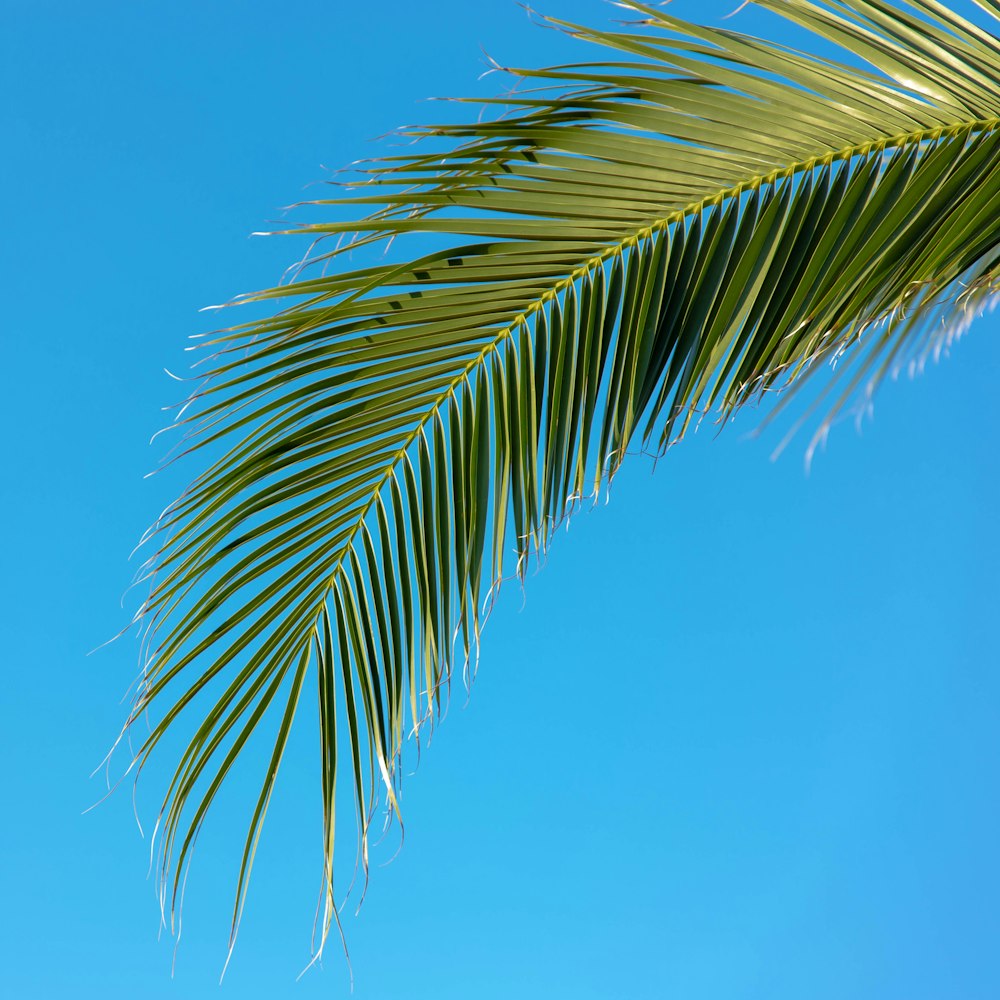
[123,0,1000,965]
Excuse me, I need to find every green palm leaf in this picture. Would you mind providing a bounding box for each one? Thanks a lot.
[124,0,1000,961]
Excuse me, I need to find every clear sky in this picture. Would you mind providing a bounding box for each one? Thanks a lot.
[3,1,999,997]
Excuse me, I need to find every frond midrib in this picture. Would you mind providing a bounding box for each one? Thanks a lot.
[313,111,1000,621]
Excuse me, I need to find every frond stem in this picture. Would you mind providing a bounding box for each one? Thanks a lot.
[318,111,1000,668]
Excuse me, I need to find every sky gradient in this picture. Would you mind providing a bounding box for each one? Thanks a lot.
[3,1,999,996]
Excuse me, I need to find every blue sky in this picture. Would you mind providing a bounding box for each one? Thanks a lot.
[3,1,999,997]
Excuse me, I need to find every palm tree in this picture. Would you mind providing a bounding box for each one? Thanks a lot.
[122,0,1000,965]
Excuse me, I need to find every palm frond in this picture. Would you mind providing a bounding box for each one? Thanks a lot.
[124,0,1000,961]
